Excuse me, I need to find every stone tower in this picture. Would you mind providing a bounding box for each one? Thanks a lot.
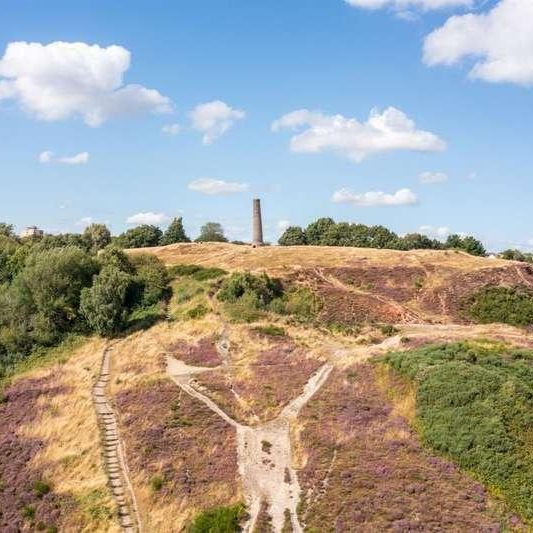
[252,198,264,246]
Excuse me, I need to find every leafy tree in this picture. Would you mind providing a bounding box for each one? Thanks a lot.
[402,233,442,250]
[217,272,283,307]
[117,225,163,248]
[321,222,356,247]
[83,223,111,251]
[0,223,15,238]
[98,246,135,274]
[161,217,190,245]
[195,222,227,243]
[368,225,399,249]
[500,249,532,263]
[80,266,133,336]
[278,226,307,246]
[445,234,464,249]
[461,236,486,257]
[14,247,98,342]
[130,254,169,306]
[305,217,335,245]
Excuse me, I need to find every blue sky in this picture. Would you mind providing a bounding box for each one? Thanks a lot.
[0,0,531,250]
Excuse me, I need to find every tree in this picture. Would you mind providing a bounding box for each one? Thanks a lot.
[305,218,335,245]
[80,267,133,336]
[402,233,442,250]
[461,236,486,257]
[83,223,111,251]
[161,217,190,245]
[368,225,400,249]
[116,225,163,248]
[0,223,15,238]
[130,254,169,306]
[16,246,98,341]
[195,222,227,243]
[278,226,307,246]
[98,246,135,274]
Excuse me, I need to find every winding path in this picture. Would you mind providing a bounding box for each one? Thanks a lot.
[92,344,142,533]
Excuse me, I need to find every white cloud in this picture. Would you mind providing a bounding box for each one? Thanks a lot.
[76,217,94,227]
[38,151,89,165]
[162,123,181,135]
[419,171,448,184]
[272,107,445,162]
[424,0,533,86]
[0,41,172,126]
[126,212,169,225]
[419,225,450,238]
[332,187,419,206]
[190,100,245,144]
[188,178,249,195]
[345,0,471,10]
[278,219,291,231]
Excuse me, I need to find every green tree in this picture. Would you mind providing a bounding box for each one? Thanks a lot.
[130,254,169,306]
[80,267,133,336]
[0,223,15,238]
[402,233,442,250]
[305,217,335,245]
[117,225,163,248]
[161,217,190,245]
[15,246,98,342]
[83,223,111,251]
[461,236,486,257]
[278,226,307,246]
[98,246,135,273]
[195,222,227,243]
[368,225,400,249]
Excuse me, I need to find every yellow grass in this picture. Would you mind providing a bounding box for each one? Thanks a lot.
[129,242,509,275]
[17,338,120,532]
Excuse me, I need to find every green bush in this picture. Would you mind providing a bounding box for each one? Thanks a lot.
[185,304,209,320]
[279,287,321,322]
[217,272,282,307]
[188,503,246,533]
[33,479,51,498]
[130,254,169,306]
[167,264,227,281]
[467,286,533,326]
[150,475,164,492]
[382,342,533,521]
[252,325,286,337]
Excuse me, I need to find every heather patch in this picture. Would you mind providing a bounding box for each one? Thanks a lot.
[166,336,222,367]
[196,343,322,423]
[115,379,240,527]
[297,364,509,531]
[0,376,79,531]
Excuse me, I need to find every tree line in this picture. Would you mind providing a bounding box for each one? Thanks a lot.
[278,217,487,256]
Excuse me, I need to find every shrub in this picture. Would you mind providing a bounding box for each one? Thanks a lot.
[217,272,282,307]
[252,325,286,337]
[167,264,227,281]
[279,287,322,322]
[467,286,533,326]
[33,479,51,498]
[185,304,209,320]
[382,342,533,521]
[379,324,399,336]
[130,254,169,306]
[150,475,164,492]
[188,503,247,533]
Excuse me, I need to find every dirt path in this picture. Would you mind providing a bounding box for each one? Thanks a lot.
[167,355,332,532]
[93,344,142,533]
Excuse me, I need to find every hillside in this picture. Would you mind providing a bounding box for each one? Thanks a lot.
[3,243,533,532]
[132,242,533,325]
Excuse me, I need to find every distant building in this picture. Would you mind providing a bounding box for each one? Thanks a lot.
[252,198,264,247]
[20,226,44,239]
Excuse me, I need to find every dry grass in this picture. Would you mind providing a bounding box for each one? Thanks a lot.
[13,339,119,532]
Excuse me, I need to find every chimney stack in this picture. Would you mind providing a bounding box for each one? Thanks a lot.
[252,198,264,246]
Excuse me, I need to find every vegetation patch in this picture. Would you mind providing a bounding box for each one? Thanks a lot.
[382,341,533,522]
[188,503,246,533]
[168,263,227,281]
[467,285,533,326]
[297,363,511,531]
[252,325,286,337]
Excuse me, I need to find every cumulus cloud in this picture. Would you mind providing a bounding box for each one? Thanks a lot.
[272,107,445,162]
[345,0,471,10]
[0,41,172,126]
[424,0,533,86]
[332,187,418,206]
[162,123,181,136]
[126,212,169,225]
[419,225,450,238]
[38,151,89,165]
[419,171,448,184]
[188,178,249,195]
[190,100,246,144]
